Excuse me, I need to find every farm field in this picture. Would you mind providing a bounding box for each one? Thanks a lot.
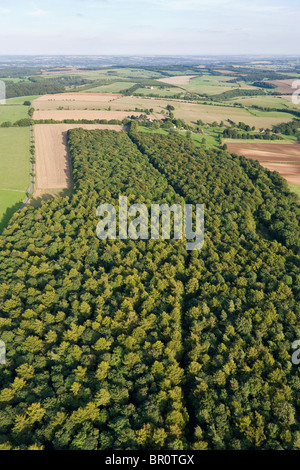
[226,141,300,186]
[261,163,300,185]
[178,74,253,95]
[0,103,29,124]
[269,79,297,94]
[105,95,294,127]
[86,82,136,93]
[33,92,123,110]
[228,95,292,108]
[156,75,197,85]
[0,127,31,232]
[226,141,300,161]
[6,95,38,104]
[33,124,124,196]
[33,109,163,121]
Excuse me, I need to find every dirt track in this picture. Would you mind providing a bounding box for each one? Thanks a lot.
[34,124,124,196]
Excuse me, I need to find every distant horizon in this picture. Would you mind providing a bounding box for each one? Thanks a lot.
[1,54,300,58]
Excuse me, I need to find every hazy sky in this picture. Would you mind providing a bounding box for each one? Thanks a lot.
[0,0,299,55]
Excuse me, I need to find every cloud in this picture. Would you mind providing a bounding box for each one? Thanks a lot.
[27,9,48,17]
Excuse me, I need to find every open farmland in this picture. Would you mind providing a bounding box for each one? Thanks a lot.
[102,95,293,127]
[33,124,124,196]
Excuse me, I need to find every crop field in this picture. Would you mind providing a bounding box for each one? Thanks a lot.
[33,92,123,110]
[33,124,124,196]
[0,127,31,232]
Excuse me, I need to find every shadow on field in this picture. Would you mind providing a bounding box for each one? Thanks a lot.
[0,201,23,235]
[30,188,72,208]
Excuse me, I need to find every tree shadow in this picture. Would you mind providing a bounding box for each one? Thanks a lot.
[30,188,72,208]
[0,200,24,235]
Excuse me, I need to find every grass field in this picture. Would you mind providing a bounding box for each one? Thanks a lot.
[0,127,31,233]
[228,95,292,108]
[179,75,252,95]
[6,95,38,104]
[87,82,136,93]
[289,184,300,198]
[0,103,29,124]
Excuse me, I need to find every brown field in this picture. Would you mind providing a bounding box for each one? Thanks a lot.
[33,92,123,110]
[34,124,124,196]
[269,79,296,94]
[260,163,300,185]
[156,75,197,85]
[226,141,300,185]
[227,142,300,161]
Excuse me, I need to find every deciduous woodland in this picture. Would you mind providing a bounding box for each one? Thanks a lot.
[0,128,299,450]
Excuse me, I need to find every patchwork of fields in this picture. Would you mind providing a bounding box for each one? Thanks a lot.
[1,65,299,233]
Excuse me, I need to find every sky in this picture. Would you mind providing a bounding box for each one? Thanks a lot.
[0,0,299,56]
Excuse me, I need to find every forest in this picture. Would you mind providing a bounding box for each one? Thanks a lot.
[0,128,299,450]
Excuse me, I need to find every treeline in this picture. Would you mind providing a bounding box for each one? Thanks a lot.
[0,129,299,450]
[272,119,300,137]
[4,76,91,98]
[211,88,267,101]
[223,128,283,140]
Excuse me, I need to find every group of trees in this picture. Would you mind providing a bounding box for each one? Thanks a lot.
[0,128,299,450]
[4,76,91,99]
